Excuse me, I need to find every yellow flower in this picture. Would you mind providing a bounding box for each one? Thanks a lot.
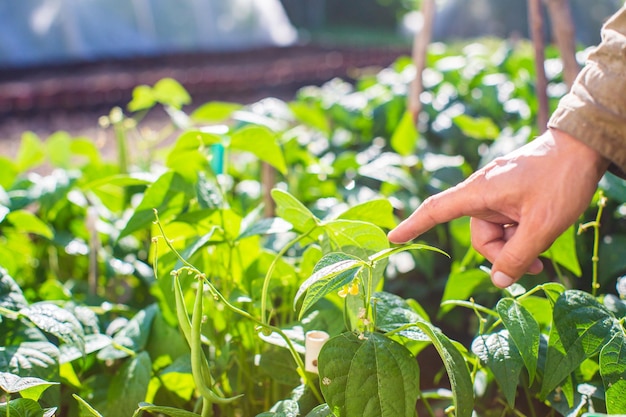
[338,282,359,298]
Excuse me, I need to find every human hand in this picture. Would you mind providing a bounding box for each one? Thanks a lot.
[388,129,610,288]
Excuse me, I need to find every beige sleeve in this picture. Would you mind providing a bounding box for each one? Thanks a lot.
[548,7,626,177]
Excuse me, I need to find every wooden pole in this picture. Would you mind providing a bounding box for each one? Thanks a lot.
[545,0,579,88]
[409,0,436,125]
[528,0,550,131]
[262,162,276,218]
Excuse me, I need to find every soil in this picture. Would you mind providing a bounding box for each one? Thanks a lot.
[0,44,409,158]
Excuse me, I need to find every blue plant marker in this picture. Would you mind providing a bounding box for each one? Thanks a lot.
[211,144,225,174]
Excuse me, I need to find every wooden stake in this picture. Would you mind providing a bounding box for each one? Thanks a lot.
[262,162,276,218]
[545,0,580,88]
[409,0,436,125]
[528,0,550,131]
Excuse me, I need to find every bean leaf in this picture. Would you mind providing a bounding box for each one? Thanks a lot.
[471,330,523,407]
[19,303,85,355]
[295,253,364,319]
[541,290,620,398]
[336,199,396,230]
[496,298,540,384]
[318,332,420,417]
[230,125,287,174]
[374,291,429,342]
[415,321,474,417]
[272,189,320,235]
[599,333,626,414]
[0,373,57,400]
[106,351,152,417]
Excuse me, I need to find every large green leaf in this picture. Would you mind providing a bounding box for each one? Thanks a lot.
[471,331,524,407]
[541,290,620,398]
[165,131,220,179]
[390,111,418,156]
[414,321,474,417]
[496,298,540,384]
[19,303,85,354]
[295,252,364,319]
[453,114,500,140]
[230,125,287,174]
[271,188,320,234]
[0,342,59,380]
[318,332,420,417]
[322,220,389,256]
[118,171,194,239]
[5,210,54,240]
[0,373,57,401]
[336,199,396,230]
[599,333,626,414]
[374,291,429,342]
[106,351,151,417]
[0,398,46,417]
[191,101,242,122]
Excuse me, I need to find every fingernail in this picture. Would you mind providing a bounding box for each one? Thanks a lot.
[492,271,515,288]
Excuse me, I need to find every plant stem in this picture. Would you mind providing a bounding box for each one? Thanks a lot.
[522,381,537,417]
[577,191,607,296]
[201,398,213,417]
[0,306,19,319]
[113,116,129,174]
[420,395,436,417]
[260,225,316,326]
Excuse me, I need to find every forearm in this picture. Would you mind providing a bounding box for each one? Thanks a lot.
[548,6,626,177]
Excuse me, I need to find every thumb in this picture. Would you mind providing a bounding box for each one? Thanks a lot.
[490,224,546,288]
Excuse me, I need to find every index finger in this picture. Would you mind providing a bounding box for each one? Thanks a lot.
[388,183,481,243]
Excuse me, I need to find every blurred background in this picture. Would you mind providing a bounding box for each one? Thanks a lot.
[0,0,623,148]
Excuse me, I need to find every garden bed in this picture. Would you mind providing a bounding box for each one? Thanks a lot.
[1,37,625,417]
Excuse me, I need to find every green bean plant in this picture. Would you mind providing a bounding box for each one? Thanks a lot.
[1,38,625,417]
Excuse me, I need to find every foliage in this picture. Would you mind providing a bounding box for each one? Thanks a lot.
[0,39,625,417]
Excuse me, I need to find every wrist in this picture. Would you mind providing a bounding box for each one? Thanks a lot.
[549,128,611,177]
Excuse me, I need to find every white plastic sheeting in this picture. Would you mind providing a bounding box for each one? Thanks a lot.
[0,0,298,67]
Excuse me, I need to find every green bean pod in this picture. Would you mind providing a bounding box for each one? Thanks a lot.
[180,276,240,404]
